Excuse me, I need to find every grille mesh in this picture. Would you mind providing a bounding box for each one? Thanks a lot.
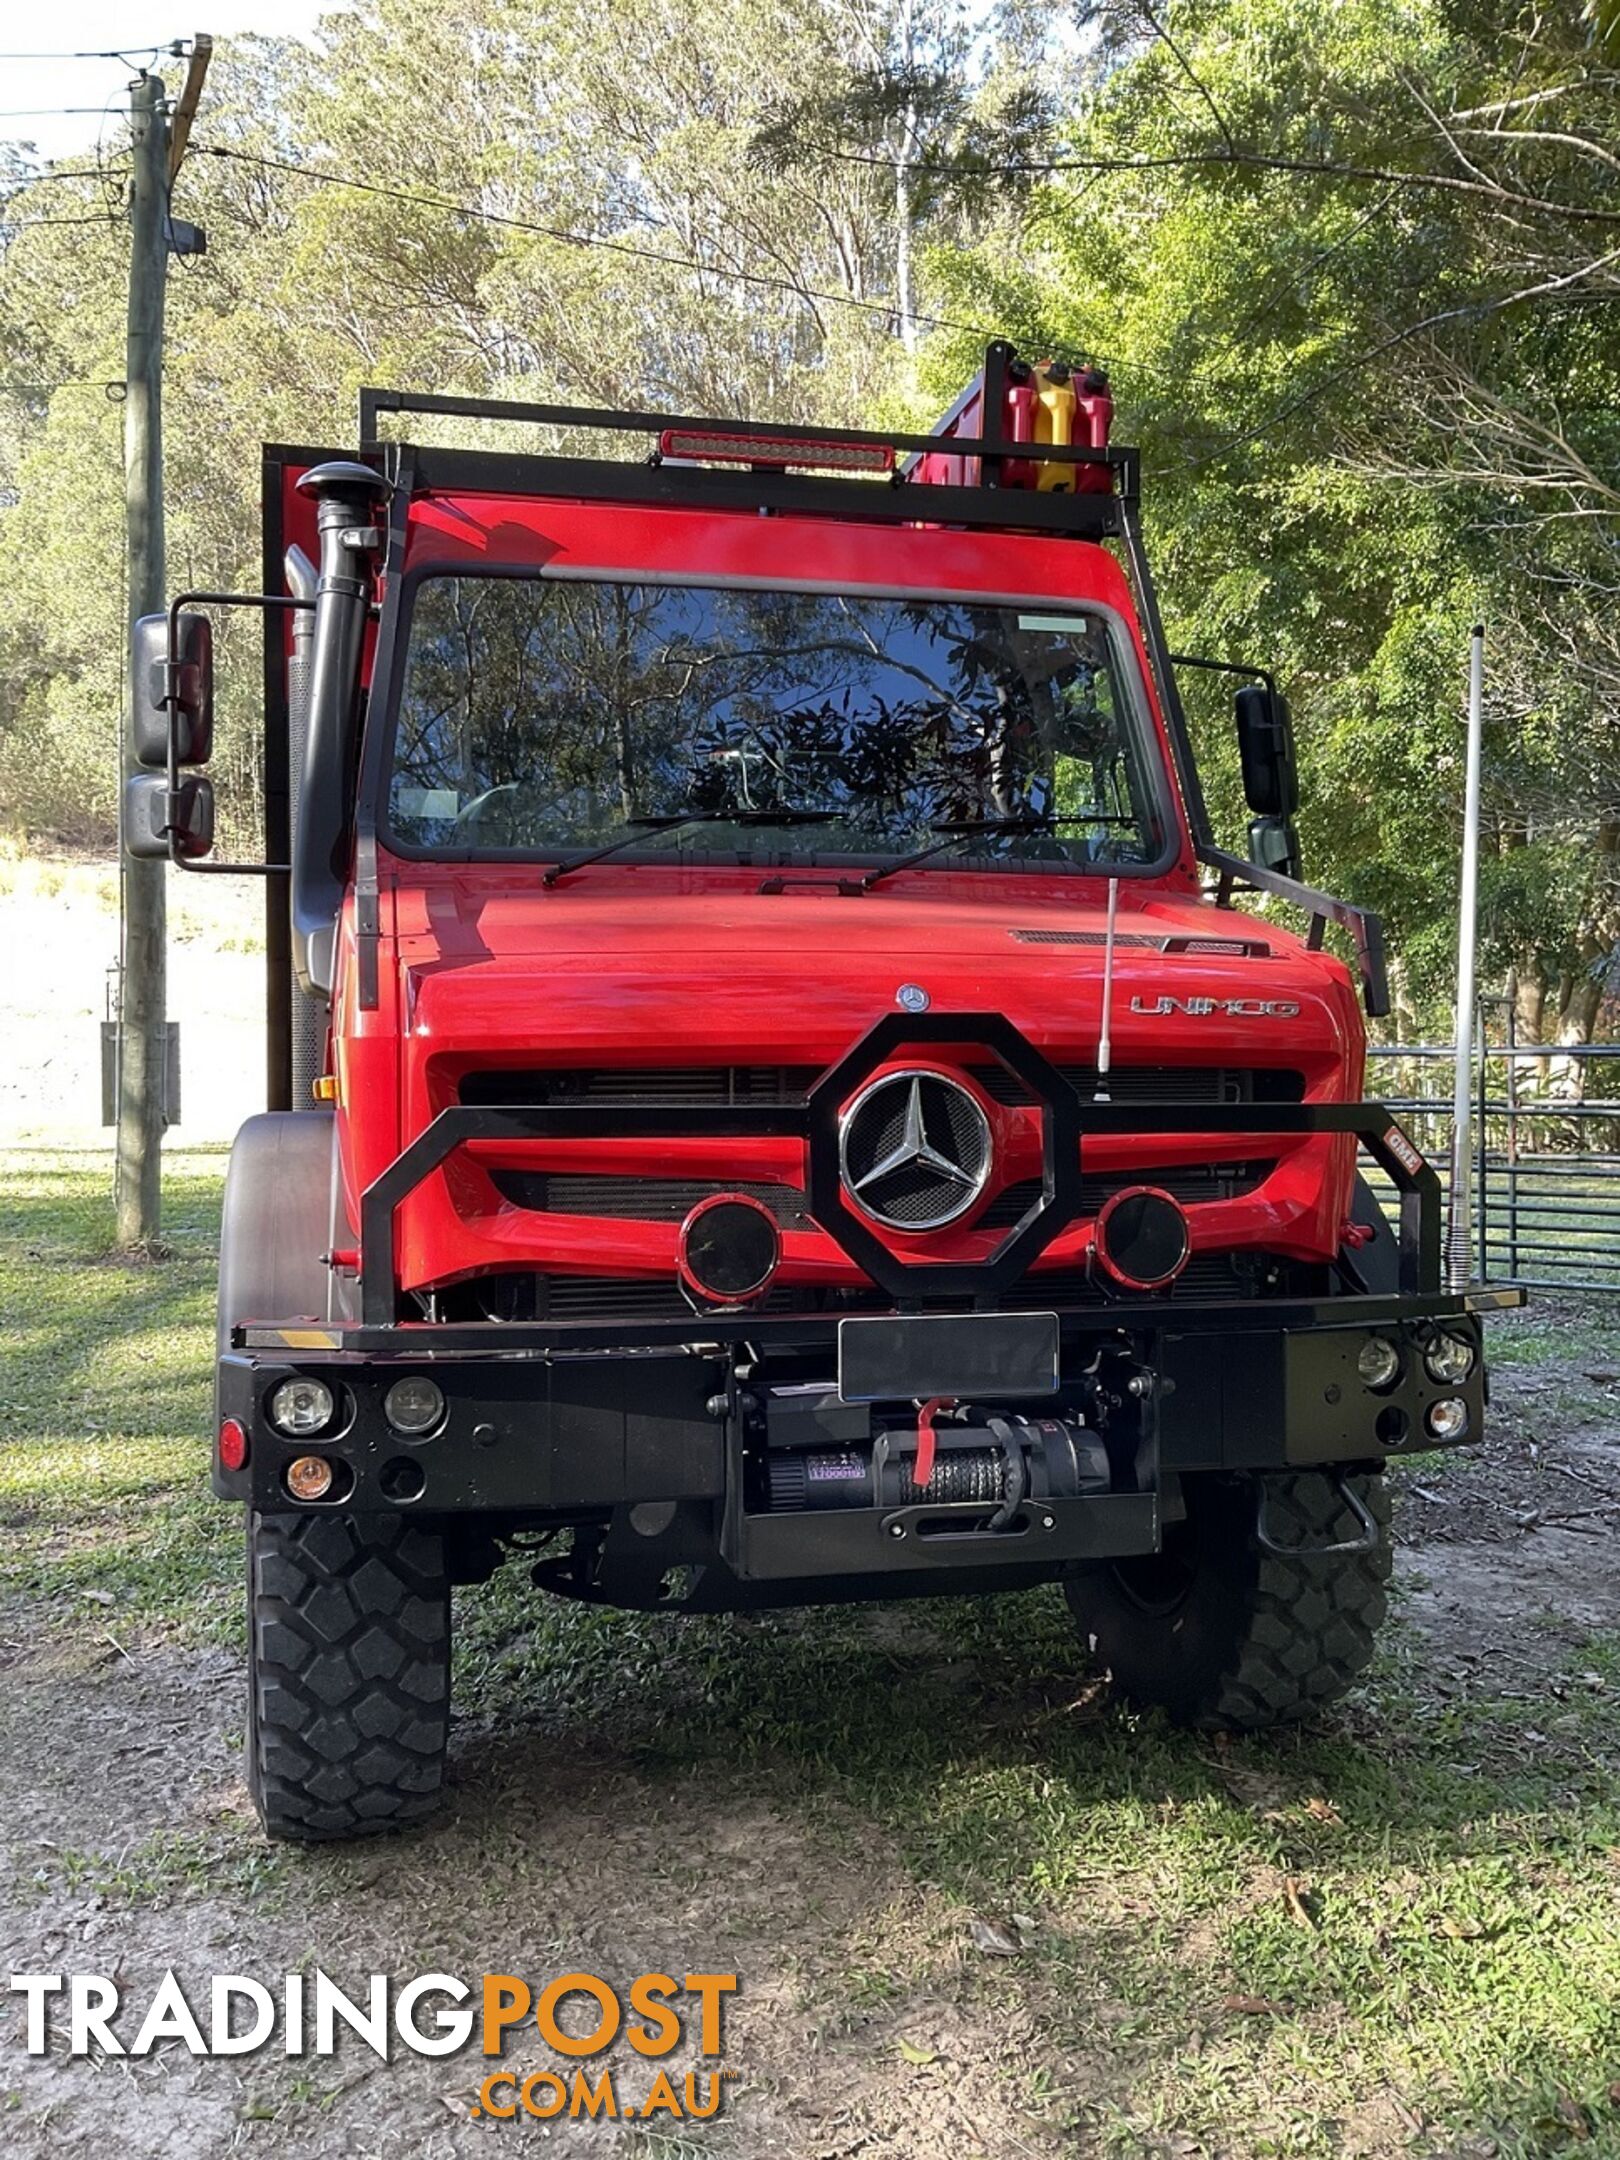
[461,1065,818,1106]
[459,1062,1305,1110]
[967,1063,1304,1106]
[497,1162,1275,1230]
[509,1251,1255,1321]
[492,1173,816,1231]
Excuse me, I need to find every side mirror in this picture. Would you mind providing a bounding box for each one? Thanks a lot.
[1234,683,1297,819]
[1248,812,1302,883]
[133,610,214,767]
[124,772,215,860]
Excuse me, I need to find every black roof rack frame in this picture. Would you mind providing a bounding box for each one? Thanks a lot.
[357,385,1139,543]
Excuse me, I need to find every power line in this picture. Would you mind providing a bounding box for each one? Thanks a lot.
[791,139,1620,227]
[6,163,129,183]
[194,141,1012,345]
[2,213,120,228]
[0,107,115,117]
[185,145,1235,394]
[0,44,180,61]
[1185,242,1620,474]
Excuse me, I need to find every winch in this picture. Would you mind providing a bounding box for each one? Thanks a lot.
[760,1400,1112,1521]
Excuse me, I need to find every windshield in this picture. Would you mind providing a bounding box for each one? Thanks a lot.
[387,576,1167,871]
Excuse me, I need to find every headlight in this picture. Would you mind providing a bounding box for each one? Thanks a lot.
[384,1375,445,1436]
[1423,1331,1476,1386]
[268,1376,335,1436]
[1357,1336,1402,1391]
[1426,1397,1469,1442]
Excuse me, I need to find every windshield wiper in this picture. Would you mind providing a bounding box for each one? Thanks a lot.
[543,809,844,887]
[857,813,1132,893]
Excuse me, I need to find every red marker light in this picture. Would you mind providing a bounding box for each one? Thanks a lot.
[657,428,894,475]
[218,1417,249,1472]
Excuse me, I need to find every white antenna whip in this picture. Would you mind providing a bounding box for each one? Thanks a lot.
[1095,875,1120,1103]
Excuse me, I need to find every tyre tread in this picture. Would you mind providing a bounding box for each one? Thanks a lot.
[248,1512,450,1842]
[1196,1473,1391,1730]
[1066,1471,1392,1733]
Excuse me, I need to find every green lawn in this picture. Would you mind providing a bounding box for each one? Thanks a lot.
[3,1150,1619,2156]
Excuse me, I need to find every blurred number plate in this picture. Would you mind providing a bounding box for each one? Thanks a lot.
[837,1312,1059,1403]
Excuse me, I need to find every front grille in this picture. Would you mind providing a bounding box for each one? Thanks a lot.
[447,1251,1261,1323]
[460,1061,1306,1111]
[968,1063,1304,1106]
[461,1065,818,1106]
[461,1060,1302,1276]
[492,1172,818,1231]
[1028,1251,1256,1304]
[459,1273,888,1322]
[495,1160,1275,1229]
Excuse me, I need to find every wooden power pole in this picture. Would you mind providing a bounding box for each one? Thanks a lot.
[116,69,171,1248]
[115,39,210,1247]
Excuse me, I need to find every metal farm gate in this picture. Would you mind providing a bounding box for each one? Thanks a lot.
[1365,1040,1620,1292]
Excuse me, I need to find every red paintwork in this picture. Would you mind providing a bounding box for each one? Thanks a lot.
[324,487,1365,1305]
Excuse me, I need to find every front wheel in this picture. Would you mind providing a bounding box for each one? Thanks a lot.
[1065,1470,1391,1730]
[247,1511,451,1841]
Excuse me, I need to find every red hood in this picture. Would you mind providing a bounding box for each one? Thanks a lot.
[391,874,1363,1079]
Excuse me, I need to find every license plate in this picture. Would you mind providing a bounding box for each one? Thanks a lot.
[837,1312,1060,1403]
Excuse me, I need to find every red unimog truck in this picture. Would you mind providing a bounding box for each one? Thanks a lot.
[126,344,1518,1840]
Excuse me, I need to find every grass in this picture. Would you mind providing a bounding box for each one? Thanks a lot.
[0,1150,239,1636]
[3,1148,1620,2155]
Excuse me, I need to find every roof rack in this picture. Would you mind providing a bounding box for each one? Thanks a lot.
[356,385,1139,542]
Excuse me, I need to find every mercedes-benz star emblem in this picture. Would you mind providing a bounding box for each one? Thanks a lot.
[895,983,929,1013]
[839,1070,993,1232]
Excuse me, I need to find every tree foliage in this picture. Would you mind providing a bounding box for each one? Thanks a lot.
[1,0,1615,1043]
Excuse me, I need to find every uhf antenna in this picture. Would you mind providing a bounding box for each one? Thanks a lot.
[1095,876,1119,1103]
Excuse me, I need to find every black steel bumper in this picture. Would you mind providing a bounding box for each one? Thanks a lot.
[217,1285,1516,1589]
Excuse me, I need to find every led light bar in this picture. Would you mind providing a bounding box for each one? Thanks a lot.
[657,428,895,475]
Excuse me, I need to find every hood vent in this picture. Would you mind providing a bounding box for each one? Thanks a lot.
[1012,928,1272,957]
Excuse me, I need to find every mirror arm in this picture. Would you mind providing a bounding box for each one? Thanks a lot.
[1167,651,1279,696]
[1198,841,1390,1019]
[161,589,309,875]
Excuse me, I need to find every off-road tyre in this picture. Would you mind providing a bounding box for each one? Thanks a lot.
[1064,1470,1391,1730]
[247,1510,451,1842]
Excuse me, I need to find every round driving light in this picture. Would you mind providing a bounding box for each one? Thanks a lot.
[1093,1186,1191,1292]
[285,1453,334,1502]
[384,1375,446,1436]
[1357,1336,1402,1392]
[1426,1397,1469,1442]
[1423,1330,1476,1386]
[268,1376,335,1437]
[677,1193,782,1305]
